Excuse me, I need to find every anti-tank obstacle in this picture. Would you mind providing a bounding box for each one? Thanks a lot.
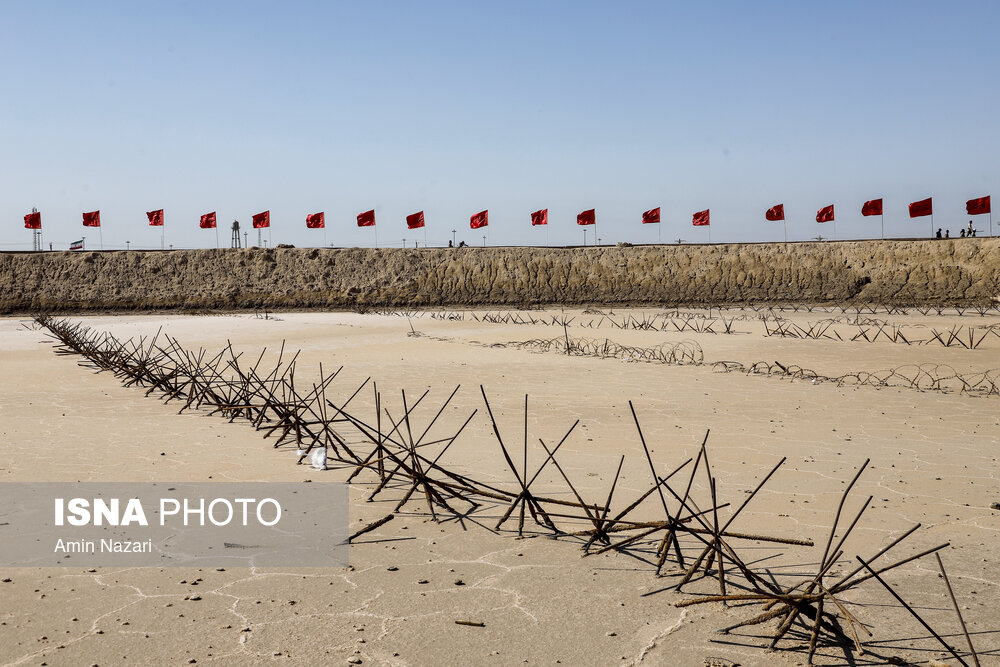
[33,315,984,667]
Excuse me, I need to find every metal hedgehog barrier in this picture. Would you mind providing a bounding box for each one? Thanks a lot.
[713,360,1000,397]
[32,315,984,666]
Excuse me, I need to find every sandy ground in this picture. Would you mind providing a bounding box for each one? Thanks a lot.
[1,308,998,666]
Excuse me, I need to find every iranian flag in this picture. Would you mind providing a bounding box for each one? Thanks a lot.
[69,239,85,251]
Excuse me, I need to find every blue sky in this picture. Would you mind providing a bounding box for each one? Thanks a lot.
[2,1,998,249]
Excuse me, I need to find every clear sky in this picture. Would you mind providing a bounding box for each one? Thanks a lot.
[3,1,998,250]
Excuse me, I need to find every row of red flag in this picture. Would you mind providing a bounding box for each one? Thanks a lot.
[22,197,991,231]
[764,196,990,223]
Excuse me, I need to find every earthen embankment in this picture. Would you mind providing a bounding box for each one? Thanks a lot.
[2,239,998,313]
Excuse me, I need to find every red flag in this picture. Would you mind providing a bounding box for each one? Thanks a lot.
[531,209,548,226]
[577,209,596,226]
[200,212,217,229]
[406,211,425,229]
[357,209,376,227]
[642,207,661,224]
[816,205,834,223]
[861,199,883,216]
[147,209,164,226]
[908,197,932,218]
[82,210,101,227]
[252,211,270,228]
[470,210,488,229]
[967,196,991,216]
[24,211,41,229]
[306,212,325,229]
[692,209,710,226]
[765,204,784,221]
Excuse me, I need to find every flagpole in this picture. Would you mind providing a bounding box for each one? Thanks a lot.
[323,226,327,247]
[990,210,993,237]
[783,219,787,243]
[99,227,103,250]
[881,214,884,240]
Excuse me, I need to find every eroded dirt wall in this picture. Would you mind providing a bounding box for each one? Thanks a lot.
[2,239,998,313]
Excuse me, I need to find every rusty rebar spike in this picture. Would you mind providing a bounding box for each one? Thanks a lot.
[805,597,825,665]
[833,542,949,595]
[855,556,969,667]
[935,552,980,667]
[629,401,684,567]
[586,455,625,549]
[347,513,395,542]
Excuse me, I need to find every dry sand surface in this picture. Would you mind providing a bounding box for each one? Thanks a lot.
[2,238,1000,313]
[1,308,999,666]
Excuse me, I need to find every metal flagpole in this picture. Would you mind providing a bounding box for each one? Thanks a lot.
[99,227,103,250]
[215,226,218,248]
[323,226,327,247]
[783,219,787,243]
[881,214,884,240]
[990,210,993,237]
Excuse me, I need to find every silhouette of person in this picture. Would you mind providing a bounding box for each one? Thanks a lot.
[945,229,950,238]
[936,228,942,239]
[961,229,966,238]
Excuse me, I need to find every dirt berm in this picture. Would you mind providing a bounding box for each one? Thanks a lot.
[2,239,999,313]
